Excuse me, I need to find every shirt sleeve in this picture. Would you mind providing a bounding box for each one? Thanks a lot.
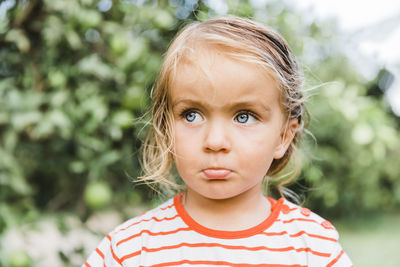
[82,234,123,267]
[325,243,353,267]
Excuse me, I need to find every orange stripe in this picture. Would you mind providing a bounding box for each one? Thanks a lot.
[106,234,111,241]
[261,231,287,236]
[120,243,330,263]
[289,231,337,242]
[261,230,337,242]
[327,249,344,267]
[115,214,180,234]
[160,203,175,210]
[84,262,91,267]
[117,227,191,246]
[110,243,123,266]
[117,227,336,248]
[145,260,307,267]
[147,243,329,256]
[120,250,142,262]
[96,248,105,259]
[279,218,321,224]
[295,247,330,257]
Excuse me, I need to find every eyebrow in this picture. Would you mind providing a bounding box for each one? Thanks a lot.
[172,99,271,113]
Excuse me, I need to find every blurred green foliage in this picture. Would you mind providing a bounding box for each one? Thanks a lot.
[1,0,400,243]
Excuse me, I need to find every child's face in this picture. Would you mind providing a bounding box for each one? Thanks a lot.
[170,47,294,201]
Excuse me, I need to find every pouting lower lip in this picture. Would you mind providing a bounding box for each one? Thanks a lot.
[202,169,232,179]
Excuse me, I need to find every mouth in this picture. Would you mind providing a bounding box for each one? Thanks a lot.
[202,168,232,180]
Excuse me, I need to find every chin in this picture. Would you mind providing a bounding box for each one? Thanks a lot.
[199,191,243,201]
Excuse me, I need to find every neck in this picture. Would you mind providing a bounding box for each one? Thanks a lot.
[182,188,271,231]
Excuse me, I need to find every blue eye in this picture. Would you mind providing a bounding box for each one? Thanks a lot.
[235,112,257,124]
[184,111,203,123]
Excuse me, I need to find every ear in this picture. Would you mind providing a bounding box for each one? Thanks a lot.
[273,118,299,159]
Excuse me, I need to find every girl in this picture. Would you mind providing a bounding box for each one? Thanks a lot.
[84,16,353,266]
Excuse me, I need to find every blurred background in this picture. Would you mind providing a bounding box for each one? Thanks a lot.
[0,0,399,266]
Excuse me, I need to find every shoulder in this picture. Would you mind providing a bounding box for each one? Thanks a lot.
[110,197,178,241]
[270,198,340,254]
[271,199,354,266]
[275,198,339,241]
[83,197,180,266]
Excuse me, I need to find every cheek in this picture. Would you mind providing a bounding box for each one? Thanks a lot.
[173,123,199,163]
[173,127,201,180]
[236,126,281,152]
[234,128,281,169]
[173,123,189,151]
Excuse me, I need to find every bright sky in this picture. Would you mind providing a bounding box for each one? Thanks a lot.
[249,0,400,115]
[288,0,400,115]
[293,0,400,30]
[292,0,400,64]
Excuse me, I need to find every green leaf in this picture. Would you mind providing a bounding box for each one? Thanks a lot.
[5,29,30,53]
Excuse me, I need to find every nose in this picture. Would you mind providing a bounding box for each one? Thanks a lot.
[203,120,231,153]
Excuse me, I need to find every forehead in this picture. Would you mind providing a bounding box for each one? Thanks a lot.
[169,45,281,108]
[171,45,275,87]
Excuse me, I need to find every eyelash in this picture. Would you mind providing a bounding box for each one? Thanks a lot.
[179,108,199,118]
[235,110,259,121]
[179,109,259,122]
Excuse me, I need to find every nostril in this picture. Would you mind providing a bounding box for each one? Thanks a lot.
[204,132,230,152]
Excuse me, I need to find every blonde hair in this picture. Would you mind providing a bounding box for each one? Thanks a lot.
[139,15,307,197]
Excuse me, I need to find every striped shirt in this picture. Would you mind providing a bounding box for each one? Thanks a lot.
[83,194,353,266]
